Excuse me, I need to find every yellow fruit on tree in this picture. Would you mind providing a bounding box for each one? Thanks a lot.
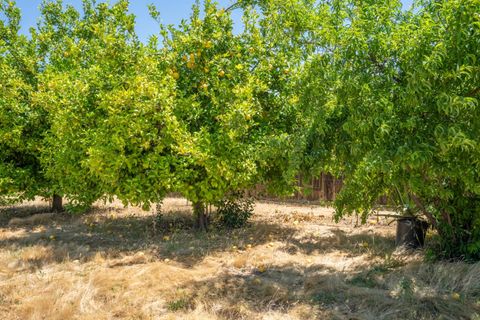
[204,40,213,49]
[187,55,195,69]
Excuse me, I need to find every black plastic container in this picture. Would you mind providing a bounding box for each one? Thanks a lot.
[395,217,429,248]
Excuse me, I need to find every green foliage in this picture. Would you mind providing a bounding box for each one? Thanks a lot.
[166,297,191,312]
[33,0,177,209]
[1,0,305,222]
[157,0,262,205]
[0,0,49,204]
[302,0,480,259]
[3,0,479,261]
[216,192,254,228]
[153,0,307,211]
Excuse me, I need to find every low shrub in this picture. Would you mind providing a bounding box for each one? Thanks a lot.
[216,193,254,228]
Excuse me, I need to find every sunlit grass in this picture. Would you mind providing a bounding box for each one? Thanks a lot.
[0,198,478,319]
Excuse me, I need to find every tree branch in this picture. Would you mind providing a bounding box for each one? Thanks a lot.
[466,87,480,97]
[225,2,240,12]
[410,193,437,229]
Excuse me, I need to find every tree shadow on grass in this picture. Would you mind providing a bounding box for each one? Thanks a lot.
[168,262,479,320]
[0,203,396,269]
[282,228,397,259]
[1,202,477,319]
[0,203,52,226]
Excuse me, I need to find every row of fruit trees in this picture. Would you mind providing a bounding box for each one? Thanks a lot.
[1,0,479,260]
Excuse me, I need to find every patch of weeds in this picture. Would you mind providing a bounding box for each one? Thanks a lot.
[399,276,414,302]
[347,258,402,289]
[347,274,378,288]
[383,253,405,269]
[311,291,341,306]
[317,200,333,208]
[346,262,396,289]
[370,264,389,274]
[167,297,192,311]
[162,240,183,254]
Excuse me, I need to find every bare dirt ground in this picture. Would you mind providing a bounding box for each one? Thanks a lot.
[0,197,479,319]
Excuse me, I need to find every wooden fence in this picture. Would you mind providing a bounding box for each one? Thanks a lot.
[250,173,343,202]
[250,174,390,204]
[172,172,389,204]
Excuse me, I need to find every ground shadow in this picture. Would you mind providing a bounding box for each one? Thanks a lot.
[282,228,397,259]
[168,262,479,320]
[1,202,477,319]
[0,203,52,226]
[0,205,300,267]
[0,203,397,269]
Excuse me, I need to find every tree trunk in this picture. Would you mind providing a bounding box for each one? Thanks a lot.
[52,194,63,212]
[193,201,208,231]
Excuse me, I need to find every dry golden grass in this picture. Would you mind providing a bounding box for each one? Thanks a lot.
[8,212,57,227]
[0,197,478,319]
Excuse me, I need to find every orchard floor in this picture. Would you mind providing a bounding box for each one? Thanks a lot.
[0,198,479,320]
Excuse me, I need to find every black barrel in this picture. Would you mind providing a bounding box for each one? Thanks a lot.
[396,217,428,248]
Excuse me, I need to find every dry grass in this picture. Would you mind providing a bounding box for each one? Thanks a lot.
[8,212,57,226]
[0,197,478,319]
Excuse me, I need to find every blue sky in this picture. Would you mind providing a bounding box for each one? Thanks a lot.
[13,0,413,42]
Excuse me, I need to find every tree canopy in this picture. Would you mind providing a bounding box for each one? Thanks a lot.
[0,1,47,205]
[301,0,480,259]
[1,0,479,258]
